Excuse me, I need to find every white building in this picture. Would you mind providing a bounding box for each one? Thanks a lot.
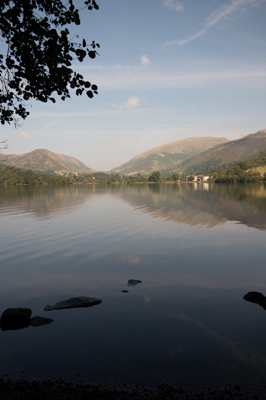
[186,175,209,182]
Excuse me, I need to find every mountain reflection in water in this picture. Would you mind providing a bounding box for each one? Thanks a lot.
[0,183,266,389]
[0,182,265,229]
[0,185,102,220]
[114,183,266,230]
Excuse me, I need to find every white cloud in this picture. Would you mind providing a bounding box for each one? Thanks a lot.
[107,95,140,110]
[141,55,151,66]
[163,0,184,11]
[166,0,264,45]
[18,131,30,139]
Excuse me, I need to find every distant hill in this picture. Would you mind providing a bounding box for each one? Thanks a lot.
[0,149,93,174]
[111,137,228,175]
[177,129,266,174]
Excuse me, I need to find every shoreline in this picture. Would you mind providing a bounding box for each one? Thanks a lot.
[1,377,266,400]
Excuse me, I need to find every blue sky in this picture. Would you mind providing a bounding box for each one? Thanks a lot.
[1,0,266,170]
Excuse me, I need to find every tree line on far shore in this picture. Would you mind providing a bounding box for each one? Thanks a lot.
[211,152,266,183]
[1,154,266,186]
[187,150,266,183]
[0,166,183,185]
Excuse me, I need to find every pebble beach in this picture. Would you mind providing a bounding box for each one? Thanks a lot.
[1,378,266,400]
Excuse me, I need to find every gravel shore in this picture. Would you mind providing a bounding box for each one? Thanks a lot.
[1,378,266,400]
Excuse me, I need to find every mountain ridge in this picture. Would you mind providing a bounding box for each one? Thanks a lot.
[0,148,94,175]
[1,129,266,176]
[176,129,266,174]
[111,136,229,175]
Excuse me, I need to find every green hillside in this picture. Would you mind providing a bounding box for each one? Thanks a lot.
[0,149,93,174]
[176,129,266,174]
[111,137,228,175]
[252,165,266,175]
[212,149,266,183]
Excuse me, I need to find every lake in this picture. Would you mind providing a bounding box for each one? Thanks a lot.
[0,182,266,389]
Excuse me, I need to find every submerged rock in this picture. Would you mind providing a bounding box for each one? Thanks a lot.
[127,279,142,287]
[0,308,32,331]
[243,291,266,309]
[121,290,128,293]
[30,316,54,327]
[43,296,102,311]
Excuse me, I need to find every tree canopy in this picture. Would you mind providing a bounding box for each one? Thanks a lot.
[148,171,161,183]
[0,0,99,126]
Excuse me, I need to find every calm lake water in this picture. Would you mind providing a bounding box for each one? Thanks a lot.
[0,182,266,388]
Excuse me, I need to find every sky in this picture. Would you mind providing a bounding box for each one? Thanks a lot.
[1,0,266,171]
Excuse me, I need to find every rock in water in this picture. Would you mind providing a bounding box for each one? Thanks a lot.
[43,296,102,311]
[30,316,54,327]
[0,308,32,331]
[127,279,142,287]
[243,291,266,309]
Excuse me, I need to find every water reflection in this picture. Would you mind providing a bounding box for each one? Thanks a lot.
[0,183,265,229]
[116,183,266,230]
[0,185,104,220]
[0,183,265,387]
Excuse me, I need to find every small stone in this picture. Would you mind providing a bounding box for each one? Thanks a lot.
[121,290,128,293]
[127,279,142,287]
[30,316,54,327]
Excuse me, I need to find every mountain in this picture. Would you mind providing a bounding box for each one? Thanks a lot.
[111,137,228,175]
[0,149,93,174]
[177,129,266,174]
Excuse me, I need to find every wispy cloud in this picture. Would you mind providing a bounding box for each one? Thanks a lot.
[166,0,263,45]
[41,116,64,131]
[18,131,30,139]
[107,95,140,110]
[163,0,184,11]
[141,55,151,65]
[104,56,151,89]
[75,59,266,92]
[101,69,266,91]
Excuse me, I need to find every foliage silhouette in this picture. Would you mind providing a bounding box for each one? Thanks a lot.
[0,0,99,126]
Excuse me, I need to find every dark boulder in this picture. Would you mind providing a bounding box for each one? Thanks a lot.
[43,296,102,311]
[0,308,32,331]
[243,291,266,309]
